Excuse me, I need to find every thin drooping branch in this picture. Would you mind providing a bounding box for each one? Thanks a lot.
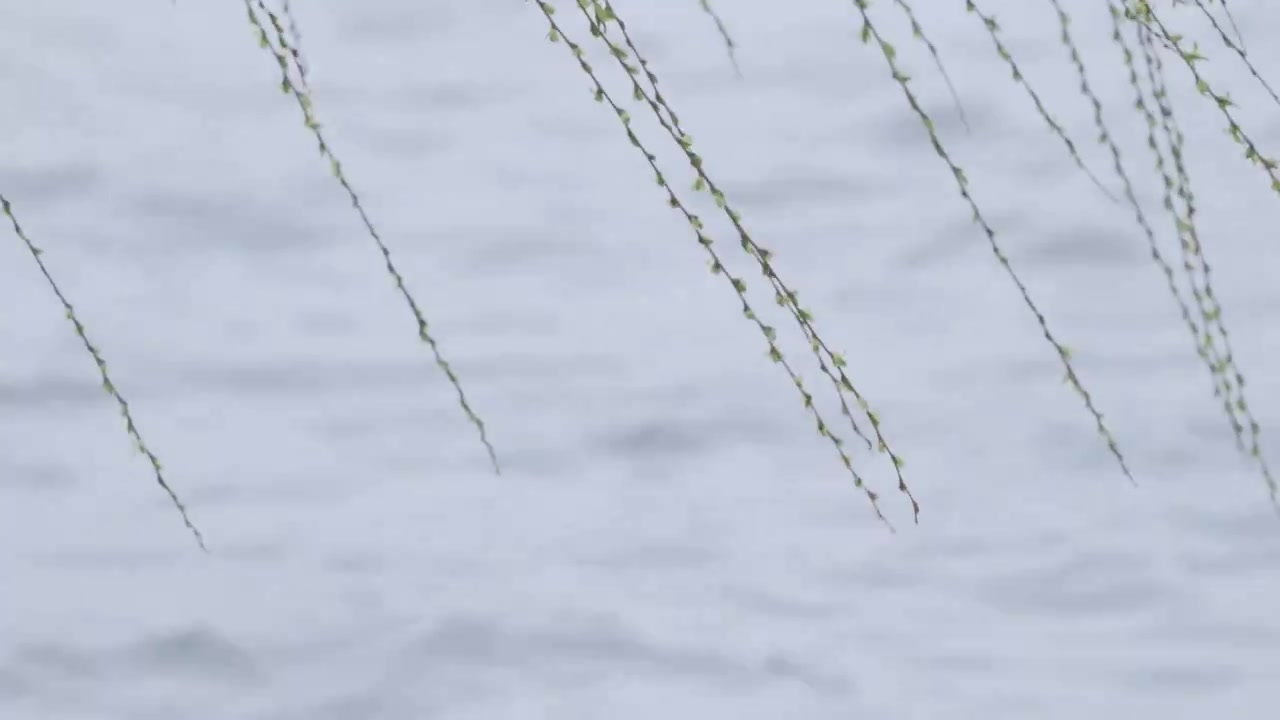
[695,0,741,76]
[848,0,1133,484]
[964,1,1118,203]
[1189,0,1279,108]
[1133,12,1277,510]
[585,0,923,521]
[537,0,913,526]
[4,194,207,550]
[242,0,500,473]
[888,0,970,132]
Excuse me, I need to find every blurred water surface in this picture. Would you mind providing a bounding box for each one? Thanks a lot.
[2,1,1279,718]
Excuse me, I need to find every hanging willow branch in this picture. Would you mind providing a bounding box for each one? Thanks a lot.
[242,0,500,473]
[846,0,1134,483]
[3,194,206,549]
[694,0,740,76]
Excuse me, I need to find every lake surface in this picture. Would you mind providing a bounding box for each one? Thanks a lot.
[3,1,1279,717]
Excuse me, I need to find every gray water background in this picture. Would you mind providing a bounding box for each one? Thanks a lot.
[3,0,1279,717]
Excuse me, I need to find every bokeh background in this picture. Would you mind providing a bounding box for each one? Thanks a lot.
[2,1,1279,717]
